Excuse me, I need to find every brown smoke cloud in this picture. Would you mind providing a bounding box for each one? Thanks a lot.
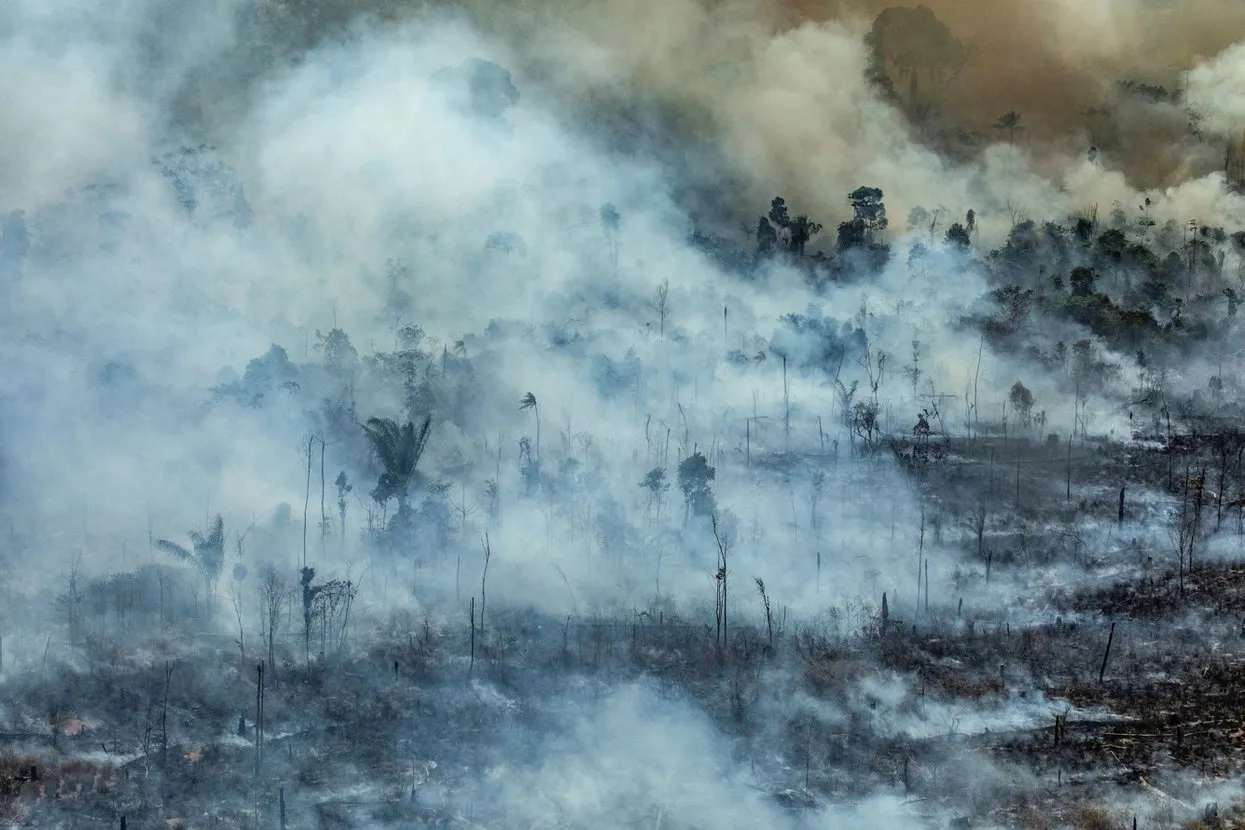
[438,0,1245,240]
[828,0,1245,185]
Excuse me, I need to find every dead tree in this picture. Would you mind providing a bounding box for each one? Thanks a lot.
[260,566,288,670]
[254,662,264,774]
[1098,622,1116,684]
[479,533,492,638]
[1175,468,1208,595]
[756,578,774,651]
[964,499,987,561]
[161,661,173,767]
[468,596,476,678]
[712,513,732,651]
[300,567,323,663]
[652,279,670,337]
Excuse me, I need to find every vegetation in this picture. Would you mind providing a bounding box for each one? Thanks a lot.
[4,1,1245,828]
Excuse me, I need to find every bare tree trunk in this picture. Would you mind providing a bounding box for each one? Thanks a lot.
[712,514,729,653]
[916,509,925,625]
[923,559,929,616]
[782,356,790,451]
[1066,434,1073,500]
[1180,466,1190,597]
[303,436,313,569]
[756,578,774,650]
[480,534,491,638]
[1098,622,1116,684]
[1015,459,1021,510]
[254,661,264,774]
[326,438,331,542]
[161,661,173,767]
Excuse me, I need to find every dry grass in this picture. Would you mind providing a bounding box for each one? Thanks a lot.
[1070,803,1130,830]
[0,754,115,823]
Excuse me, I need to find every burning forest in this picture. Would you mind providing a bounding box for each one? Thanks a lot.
[6,0,1245,828]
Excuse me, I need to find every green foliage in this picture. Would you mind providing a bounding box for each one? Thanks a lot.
[945,223,971,249]
[757,216,777,256]
[1070,267,1098,297]
[989,285,1035,329]
[772,312,867,377]
[838,187,890,270]
[850,400,883,447]
[213,345,300,407]
[676,451,716,520]
[641,467,669,496]
[1008,381,1035,425]
[315,328,358,376]
[592,350,641,400]
[156,145,251,227]
[756,197,823,258]
[361,415,432,509]
[838,220,866,249]
[156,515,226,609]
[993,220,1041,278]
[396,323,424,351]
[848,187,887,233]
[1114,79,1178,104]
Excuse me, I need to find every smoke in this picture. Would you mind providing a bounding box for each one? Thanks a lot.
[485,680,930,829]
[442,0,1245,239]
[0,0,1237,628]
[2,1,1245,825]
[1188,40,1245,136]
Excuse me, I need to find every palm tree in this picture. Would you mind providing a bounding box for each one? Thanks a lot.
[361,415,433,518]
[995,111,1022,145]
[157,515,226,615]
[519,393,540,462]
